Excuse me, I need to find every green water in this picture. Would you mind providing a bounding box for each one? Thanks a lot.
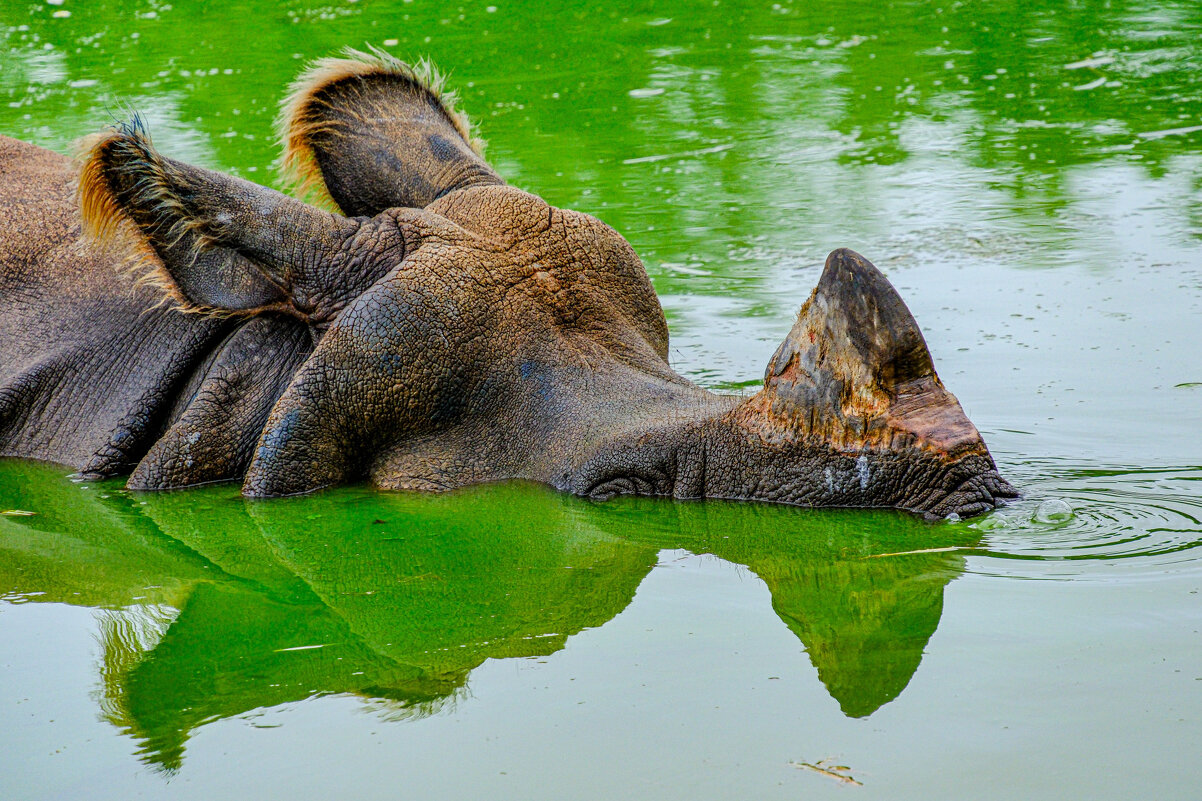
[2,1,1200,798]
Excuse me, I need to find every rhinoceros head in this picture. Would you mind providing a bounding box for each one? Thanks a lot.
[77,48,1015,518]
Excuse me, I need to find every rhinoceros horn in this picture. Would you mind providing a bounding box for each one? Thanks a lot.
[754,248,986,460]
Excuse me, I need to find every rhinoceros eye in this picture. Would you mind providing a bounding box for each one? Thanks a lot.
[585,469,673,500]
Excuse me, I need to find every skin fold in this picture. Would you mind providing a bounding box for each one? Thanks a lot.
[0,48,1016,518]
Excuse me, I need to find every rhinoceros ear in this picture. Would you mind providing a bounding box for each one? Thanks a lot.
[277,46,502,215]
[78,117,367,318]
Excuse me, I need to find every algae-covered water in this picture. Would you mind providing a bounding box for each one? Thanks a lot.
[2,2,1200,799]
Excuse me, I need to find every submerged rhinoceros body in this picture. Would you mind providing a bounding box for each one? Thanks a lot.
[0,49,1016,518]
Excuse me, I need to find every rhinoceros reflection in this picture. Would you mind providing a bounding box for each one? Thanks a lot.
[0,460,977,770]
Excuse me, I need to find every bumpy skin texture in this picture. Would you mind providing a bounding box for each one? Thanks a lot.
[0,51,1017,517]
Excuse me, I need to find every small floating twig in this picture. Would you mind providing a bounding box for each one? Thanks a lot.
[622,143,734,164]
[866,545,963,558]
[1,509,36,517]
[790,760,863,786]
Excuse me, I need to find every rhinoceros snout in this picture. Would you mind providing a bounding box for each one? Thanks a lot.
[916,465,1020,520]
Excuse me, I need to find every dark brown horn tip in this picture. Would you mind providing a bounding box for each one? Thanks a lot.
[817,248,909,327]
[816,248,936,388]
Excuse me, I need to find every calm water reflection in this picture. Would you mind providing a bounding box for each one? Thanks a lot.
[1,461,970,769]
[1,0,1200,798]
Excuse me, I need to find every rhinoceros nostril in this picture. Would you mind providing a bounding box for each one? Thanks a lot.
[984,471,1021,500]
[918,469,1016,520]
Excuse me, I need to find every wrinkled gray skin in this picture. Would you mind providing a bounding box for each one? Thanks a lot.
[0,56,1016,518]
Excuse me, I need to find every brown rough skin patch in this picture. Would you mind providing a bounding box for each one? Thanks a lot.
[0,48,1016,518]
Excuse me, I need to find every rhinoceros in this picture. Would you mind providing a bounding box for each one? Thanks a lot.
[0,48,1016,518]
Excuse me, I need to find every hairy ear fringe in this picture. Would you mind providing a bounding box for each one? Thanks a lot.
[276,44,486,210]
[75,118,227,316]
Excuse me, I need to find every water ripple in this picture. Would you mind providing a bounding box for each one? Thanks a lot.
[964,464,1202,579]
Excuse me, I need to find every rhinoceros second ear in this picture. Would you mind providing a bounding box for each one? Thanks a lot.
[278,46,503,216]
[78,117,365,316]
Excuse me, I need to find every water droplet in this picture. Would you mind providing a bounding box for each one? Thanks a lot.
[1034,498,1073,524]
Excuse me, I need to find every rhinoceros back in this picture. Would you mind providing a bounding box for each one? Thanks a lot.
[0,135,228,474]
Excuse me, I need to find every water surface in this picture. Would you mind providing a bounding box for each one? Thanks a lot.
[1,1,1200,799]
